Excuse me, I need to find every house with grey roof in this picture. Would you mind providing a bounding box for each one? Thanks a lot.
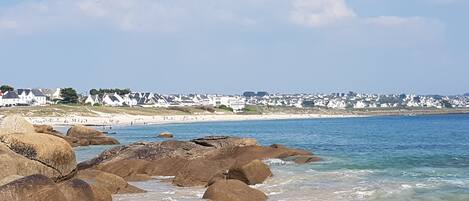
[2,91,20,106]
[16,88,47,106]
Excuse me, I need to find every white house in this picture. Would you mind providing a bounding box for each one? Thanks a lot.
[122,94,138,107]
[85,95,102,106]
[102,93,124,106]
[354,100,368,109]
[16,89,47,106]
[41,88,62,103]
[31,89,47,106]
[2,91,20,106]
[211,96,245,112]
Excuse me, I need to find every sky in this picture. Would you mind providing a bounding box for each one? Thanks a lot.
[0,0,468,95]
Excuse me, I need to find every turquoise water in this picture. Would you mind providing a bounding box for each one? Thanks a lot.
[74,114,469,201]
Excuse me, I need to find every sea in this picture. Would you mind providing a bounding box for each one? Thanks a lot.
[72,114,469,201]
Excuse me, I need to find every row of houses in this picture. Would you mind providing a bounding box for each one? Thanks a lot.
[84,93,246,112]
[0,88,61,107]
[244,92,469,109]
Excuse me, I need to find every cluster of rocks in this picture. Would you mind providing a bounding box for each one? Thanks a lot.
[0,115,320,201]
[0,115,137,201]
[78,136,320,200]
[34,124,119,147]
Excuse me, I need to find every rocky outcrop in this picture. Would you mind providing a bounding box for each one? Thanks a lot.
[34,125,82,147]
[66,125,119,146]
[0,116,144,201]
[158,132,174,138]
[79,136,318,190]
[0,174,68,201]
[75,169,145,194]
[202,179,267,201]
[0,133,77,182]
[228,159,272,185]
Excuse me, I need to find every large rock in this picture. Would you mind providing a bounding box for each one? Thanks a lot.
[66,125,119,146]
[76,169,145,194]
[34,125,82,147]
[33,125,61,135]
[202,179,267,201]
[0,174,67,201]
[191,136,257,148]
[57,178,96,201]
[0,134,77,181]
[228,159,272,185]
[0,115,35,136]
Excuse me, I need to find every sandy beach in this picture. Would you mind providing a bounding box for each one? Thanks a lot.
[25,113,364,127]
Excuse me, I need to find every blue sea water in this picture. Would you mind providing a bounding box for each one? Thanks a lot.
[74,114,469,201]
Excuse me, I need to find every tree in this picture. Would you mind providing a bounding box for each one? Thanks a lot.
[60,88,79,104]
[89,89,99,95]
[89,88,131,96]
[0,85,14,93]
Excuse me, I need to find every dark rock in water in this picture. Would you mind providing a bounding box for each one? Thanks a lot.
[191,136,257,148]
[228,159,272,185]
[291,155,321,164]
[66,125,119,146]
[202,179,267,201]
[0,174,67,201]
[75,169,145,194]
[57,178,96,201]
[158,132,174,138]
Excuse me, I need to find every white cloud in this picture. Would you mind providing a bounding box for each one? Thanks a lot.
[0,0,262,34]
[290,0,356,27]
[290,0,438,30]
[0,0,443,36]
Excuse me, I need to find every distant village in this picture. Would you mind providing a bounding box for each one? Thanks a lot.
[1,86,469,113]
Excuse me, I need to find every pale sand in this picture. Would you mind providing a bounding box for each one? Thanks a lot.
[25,113,365,127]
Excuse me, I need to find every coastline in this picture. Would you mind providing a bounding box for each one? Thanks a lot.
[15,107,469,127]
[26,113,364,127]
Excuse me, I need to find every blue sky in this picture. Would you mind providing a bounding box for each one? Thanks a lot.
[0,0,468,95]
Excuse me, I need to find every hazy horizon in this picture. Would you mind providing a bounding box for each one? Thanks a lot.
[1,0,468,95]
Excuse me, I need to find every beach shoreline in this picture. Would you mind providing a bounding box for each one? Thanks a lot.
[14,107,469,127]
[25,113,365,127]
